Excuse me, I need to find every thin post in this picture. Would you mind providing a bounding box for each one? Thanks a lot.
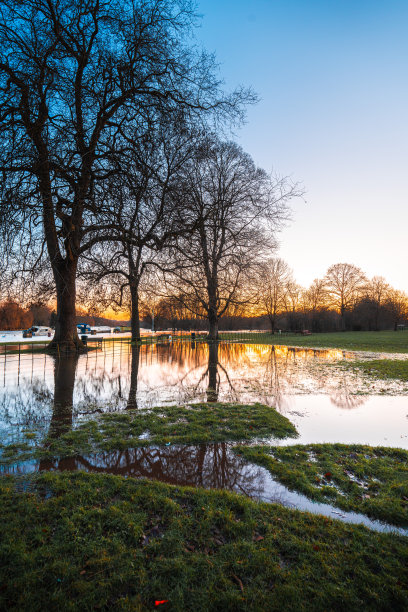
[18,343,21,385]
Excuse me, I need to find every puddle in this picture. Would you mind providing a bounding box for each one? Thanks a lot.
[2,443,406,536]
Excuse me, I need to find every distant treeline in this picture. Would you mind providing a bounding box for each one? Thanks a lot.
[141,304,407,334]
[0,301,128,331]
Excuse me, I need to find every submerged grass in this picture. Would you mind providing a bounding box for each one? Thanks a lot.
[0,402,298,465]
[345,359,408,382]
[1,471,407,611]
[236,444,408,527]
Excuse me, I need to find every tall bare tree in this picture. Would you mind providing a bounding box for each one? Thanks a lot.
[324,263,367,330]
[79,119,198,341]
[257,258,293,333]
[164,138,298,340]
[302,278,327,313]
[0,0,253,350]
[364,276,391,331]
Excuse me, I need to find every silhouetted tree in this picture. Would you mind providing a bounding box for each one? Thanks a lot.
[0,0,253,350]
[257,258,293,333]
[165,138,298,340]
[324,263,367,330]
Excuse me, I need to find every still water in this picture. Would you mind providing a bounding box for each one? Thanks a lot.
[1,340,407,448]
[1,340,407,531]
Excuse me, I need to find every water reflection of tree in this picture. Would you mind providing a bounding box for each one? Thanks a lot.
[126,345,140,409]
[173,342,239,404]
[330,374,367,410]
[37,443,267,498]
[0,378,53,442]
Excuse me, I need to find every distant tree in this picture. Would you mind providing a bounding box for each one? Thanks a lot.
[27,303,52,327]
[364,276,391,330]
[303,279,328,312]
[0,302,33,330]
[257,259,294,333]
[0,0,253,350]
[165,139,298,340]
[385,289,408,330]
[324,263,367,330]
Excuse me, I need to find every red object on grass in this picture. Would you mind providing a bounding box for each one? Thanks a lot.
[155,601,169,607]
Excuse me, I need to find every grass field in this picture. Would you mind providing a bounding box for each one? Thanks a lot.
[220,331,408,353]
[1,472,407,611]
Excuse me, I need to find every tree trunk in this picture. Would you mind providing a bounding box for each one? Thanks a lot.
[48,259,83,351]
[207,341,219,403]
[208,302,219,341]
[130,281,141,342]
[340,306,346,331]
[208,319,218,341]
[127,344,140,409]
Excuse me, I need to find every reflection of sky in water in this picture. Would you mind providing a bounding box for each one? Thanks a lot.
[0,341,407,448]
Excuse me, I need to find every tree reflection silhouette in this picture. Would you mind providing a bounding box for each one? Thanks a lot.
[126,344,140,409]
[207,342,219,402]
[39,352,78,471]
[37,442,267,498]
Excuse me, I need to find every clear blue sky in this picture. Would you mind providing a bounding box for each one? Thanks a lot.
[195,0,408,290]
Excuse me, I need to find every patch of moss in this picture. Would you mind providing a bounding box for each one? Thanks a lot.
[236,444,408,527]
[0,403,298,465]
[0,472,407,611]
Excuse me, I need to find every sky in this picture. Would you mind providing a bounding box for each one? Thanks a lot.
[195,0,408,291]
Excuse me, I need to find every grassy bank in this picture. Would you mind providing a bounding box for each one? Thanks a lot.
[236,444,408,527]
[1,472,407,611]
[0,403,298,465]
[220,331,408,353]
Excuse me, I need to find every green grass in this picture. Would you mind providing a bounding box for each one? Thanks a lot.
[220,331,408,353]
[0,403,298,465]
[345,359,408,382]
[236,444,408,527]
[1,472,407,611]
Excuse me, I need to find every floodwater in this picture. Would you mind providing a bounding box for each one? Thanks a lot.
[1,340,407,530]
[1,340,407,447]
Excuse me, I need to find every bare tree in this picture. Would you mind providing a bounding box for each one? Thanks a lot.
[302,278,328,313]
[364,276,391,331]
[164,138,298,340]
[324,263,367,330]
[0,0,253,350]
[79,119,198,341]
[385,289,408,330]
[257,258,294,333]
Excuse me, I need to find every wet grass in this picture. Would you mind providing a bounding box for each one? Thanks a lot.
[236,444,408,527]
[1,471,407,611]
[345,359,408,382]
[0,403,298,465]
[220,331,408,353]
